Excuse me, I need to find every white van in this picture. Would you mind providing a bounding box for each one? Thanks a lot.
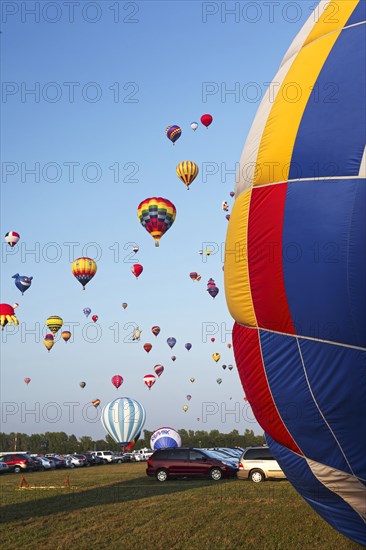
[238,446,286,482]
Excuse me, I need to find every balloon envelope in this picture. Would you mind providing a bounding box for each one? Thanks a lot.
[151,326,160,337]
[12,274,32,295]
[167,337,176,349]
[154,364,164,377]
[143,374,156,389]
[122,303,128,309]
[72,257,97,289]
[61,331,71,342]
[131,264,143,278]
[46,316,63,336]
[83,308,91,317]
[150,427,182,450]
[185,343,192,351]
[200,114,213,128]
[137,197,176,247]
[111,375,123,389]
[190,122,198,131]
[79,381,86,388]
[101,397,146,447]
[166,125,182,144]
[143,343,152,353]
[176,161,199,190]
[24,377,31,385]
[5,231,20,247]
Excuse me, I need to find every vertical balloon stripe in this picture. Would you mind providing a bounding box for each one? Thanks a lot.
[304,1,359,49]
[101,398,146,446]
[248,185,295,334]
[233,323,301,454]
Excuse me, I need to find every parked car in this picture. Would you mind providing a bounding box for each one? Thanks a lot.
[0,453,35,473]
[45,455,67,468]
[146,448,238,482]
[92,451,115,463]
[31,455,54,470]
[203,449,239,468]
[132,449,154,462]
[0,462,10,473]
[65,455,84,468]
[83,452,104,466]
[31,457,46,471]
[112,453,131,464]
[238,446,286,482]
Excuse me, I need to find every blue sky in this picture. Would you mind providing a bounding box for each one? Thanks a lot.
[1,1,320,439]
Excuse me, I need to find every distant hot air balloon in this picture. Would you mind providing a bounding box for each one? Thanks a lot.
[150,427,181,450]
[186,395,192,401]
[43,334,54,352]
[222,364,227,370]
[208,286,219,299]
[79,381,86,388]
[227,343,232,349]
[190,378,195,383]
[183,405,188,412]
[154,364,164,377]
[167,337,176,349]
[137,197,176,247]
[216,378,222,385]
[171,356,176,361]
[230,191,235,198]
[199,250,203,255]
[111,375,123,390]
[190,122,198,131]
[201,114,213,128]
[212,353,220,363]
[132,245,139,254]
[190,272,198,281]
[143,343,152,353]
[122,303,128,310]
[211,338,215,342]
[92,399,100,408]
[226,215,231,221]
[24,377,31,385]
[131,264,143,278]
[101,398,146,450]
[206,250,211,256]
[83,307,91,317]
[151,326,160,337]
[196,275,202,281]
[176,161,199,190]
[222,201,229,212]
[46,316,63,336]
[166,125,182,144]
[92,315,98,323]
[228,365,233,371]
[132,327,142,341]
[71,257,97,290]
[185,343,192,351]
[5,231,20,247]
[61,331,71,343]
[12,274,33,295]
[0,303,19,329]
[144,374,156,390]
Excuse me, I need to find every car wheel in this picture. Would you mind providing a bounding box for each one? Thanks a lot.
[14,466,21,474]
[250,469,265,483]
[117,459,123,464]
[209,468,223,481]
[156,469,168,482]
[70,464,75,469]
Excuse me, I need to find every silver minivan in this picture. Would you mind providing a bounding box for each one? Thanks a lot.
[238,446,286,482]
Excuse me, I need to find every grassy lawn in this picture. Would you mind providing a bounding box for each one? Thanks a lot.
[0,463,360,549]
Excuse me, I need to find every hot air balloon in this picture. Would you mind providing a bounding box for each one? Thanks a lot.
[79,381,86,389]
[216,378,222,385]
[43,334,54,352]
[122,303,128,310]
[200,114,213,128]
[176,161,199,190]
[208,287,219,299]
[92,315,98,323]
[167,337,176,349]
[143,343,152,353]
[224,2,366,546]
[5,231,20,247]
[190,378,195,383]
[230,191,235,198]
[190,122,198,131]
[166,125,182,144]
[206,249,211,256]
[61,331,71,343]
[46,316,63,336]
[196,275,202,282]
[186,395,191,401]
[92,399,100,408]
[71,257,97,290]
[111,375,123,390]
[12,274,33,295]
[211,338,215,342]
[132,245,139,254]
[154,364,164,377]
[228,365,233,371]
[143,374,156,390]
[101,397,146,449]
[150,427,182,450]
[185,343,192,351]
[226,215,230,221]
[151,326,160,337]
[24,377,31,385]
[227,343,232,349]
[83,307,91,317]
[212,353,220,363]
[131,264,143,278]
[222,365,227,370]
[0,303,19,329]
[183,405,188,412]
[199,250,203,255]
[222,201,229,212]
[171,356,176,362]
[137,197,176,247]
[190,272,198,281]
[132,327,142,341]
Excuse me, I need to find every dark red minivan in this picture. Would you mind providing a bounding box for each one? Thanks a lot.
[146,448,238,482]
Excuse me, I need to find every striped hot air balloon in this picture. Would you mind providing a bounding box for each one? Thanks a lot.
[150,427,181,450]
[46,316,63,336]
[137,197,176,247]
[225,1,366,546]
[143,374,156,390]
[101,397,146,448]
[71,257,97,290]
[154,364,164,377]
[165,125,182,144]
[176,161,199,190]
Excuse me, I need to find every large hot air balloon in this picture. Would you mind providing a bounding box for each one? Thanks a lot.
[101,397,146,449]
[5,231,20,247]
[165,125,182,144]
[71,257,97,290]
[24,377,31,385]
[224,2,366,546]
[111,375,123,390]
[185,343,192,351]
[143,374,156,390]
[43,334,54,352]
[83,307,91,318]
[0,303,19,329]
[131,264,143,279]
[200,114,213,128]
[176,161,199,190]
[150,427,181,450]
[154,364,164,377]
[137,197,176,247]
[167,337,176,349]
[61,331,71,343]
[151,326,160,337]
[143,343,152,353]
[46,316,63,336]
[12,274,33,295]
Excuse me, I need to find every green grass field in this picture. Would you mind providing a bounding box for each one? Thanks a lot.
[0,463,360,549]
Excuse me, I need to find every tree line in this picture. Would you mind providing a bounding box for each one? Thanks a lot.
[0,429,265,454]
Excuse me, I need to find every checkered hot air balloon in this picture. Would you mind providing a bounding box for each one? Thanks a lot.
[137,197,176,247]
